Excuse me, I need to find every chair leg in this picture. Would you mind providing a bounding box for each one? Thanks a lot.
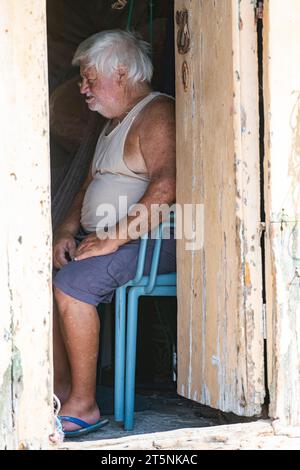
[114,286,126,422]
[124,287,141,431]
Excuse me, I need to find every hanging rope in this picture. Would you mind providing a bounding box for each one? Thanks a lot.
[114,0,154,55]
[111,0,128,10]
[49,394,65,444]
[126,0,135,31]
[148,0,154,54]
[113,0,154,59]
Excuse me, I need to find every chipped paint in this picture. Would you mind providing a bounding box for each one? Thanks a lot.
[201,383,211,407]
[241,105,247,133]
[0,365,13,428]
[212,355,220,366]
[187,247,195,398]
[245,261,252,288]
[201,249,207,402]
[264,0,300,425]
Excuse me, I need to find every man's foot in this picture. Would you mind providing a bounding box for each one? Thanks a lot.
[58,415,109,438]
[59,397,101,433]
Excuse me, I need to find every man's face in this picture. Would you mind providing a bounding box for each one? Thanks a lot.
[79,65,124,118]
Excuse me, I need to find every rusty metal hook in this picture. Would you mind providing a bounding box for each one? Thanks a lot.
[176,9,191,55]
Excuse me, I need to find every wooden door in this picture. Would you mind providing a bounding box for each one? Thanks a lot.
[175,0,265,415]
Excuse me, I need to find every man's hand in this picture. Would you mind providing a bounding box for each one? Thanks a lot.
[74,232,120,261]
[53,231,77,269]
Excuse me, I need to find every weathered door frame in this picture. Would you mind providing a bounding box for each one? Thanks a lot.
[263,0,300,427]
[0,0,53,450]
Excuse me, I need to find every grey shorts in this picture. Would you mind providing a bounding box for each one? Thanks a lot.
[53,228,176,306]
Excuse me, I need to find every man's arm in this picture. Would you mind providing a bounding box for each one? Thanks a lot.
[74,98,175,260]
[119,98,176,240]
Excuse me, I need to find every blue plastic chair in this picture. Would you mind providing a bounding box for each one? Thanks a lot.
[114,221,176,430]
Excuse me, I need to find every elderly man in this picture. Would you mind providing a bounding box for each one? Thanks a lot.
[53,30,176,436]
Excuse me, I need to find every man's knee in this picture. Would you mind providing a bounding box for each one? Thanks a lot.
[53,285,76,310]
[53,258,109,305]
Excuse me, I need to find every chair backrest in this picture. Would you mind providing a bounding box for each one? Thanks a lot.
[132,218,175,293]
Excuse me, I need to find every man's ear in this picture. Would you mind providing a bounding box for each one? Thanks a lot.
[117,66,128,86]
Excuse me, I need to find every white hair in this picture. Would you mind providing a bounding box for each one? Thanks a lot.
[72,29,153,84]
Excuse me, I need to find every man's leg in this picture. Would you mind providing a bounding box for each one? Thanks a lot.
[54,286,100,432]
[52,236,175,431]
[53,297,71,404]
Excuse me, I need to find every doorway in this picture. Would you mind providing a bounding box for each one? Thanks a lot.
[47,0,266,423]
[47,0,180,416]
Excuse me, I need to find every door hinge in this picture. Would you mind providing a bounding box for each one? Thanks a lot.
[255,1,264,23]
[262,303,267,339]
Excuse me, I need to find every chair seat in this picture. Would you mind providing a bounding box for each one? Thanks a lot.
[125,272,176,288]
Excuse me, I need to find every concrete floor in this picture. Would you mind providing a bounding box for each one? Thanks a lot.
[61,391,250,444]
[57,394,300,450]
[57,392,300,450]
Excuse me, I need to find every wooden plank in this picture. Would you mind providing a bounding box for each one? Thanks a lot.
[59,420,300,450]
[263,0,300,425]
[0,0,53,449]
[175,0,264,415]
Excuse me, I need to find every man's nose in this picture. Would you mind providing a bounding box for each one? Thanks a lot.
[79,78,89,94]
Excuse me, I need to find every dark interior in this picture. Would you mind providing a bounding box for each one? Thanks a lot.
[47,0,177,408]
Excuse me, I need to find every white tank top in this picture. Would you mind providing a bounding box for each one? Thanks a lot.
[81,92,172,232]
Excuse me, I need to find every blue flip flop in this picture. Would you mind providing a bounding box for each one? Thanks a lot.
[59,415,109,438]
